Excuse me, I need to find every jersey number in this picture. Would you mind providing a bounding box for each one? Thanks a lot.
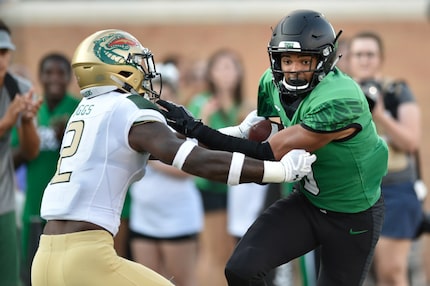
[303,171,320,195]
[50,120,84,184]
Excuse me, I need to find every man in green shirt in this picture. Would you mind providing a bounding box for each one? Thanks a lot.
[12,53,80,284]
[158,10,388,286]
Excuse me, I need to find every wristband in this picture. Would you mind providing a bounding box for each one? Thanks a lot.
[172,140,196,170]
[262,161,285,183]
[227,152,245,185]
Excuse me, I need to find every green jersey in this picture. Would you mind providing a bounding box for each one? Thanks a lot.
[257,68,388,213]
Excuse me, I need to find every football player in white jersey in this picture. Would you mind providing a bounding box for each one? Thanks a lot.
[30,29,316,286]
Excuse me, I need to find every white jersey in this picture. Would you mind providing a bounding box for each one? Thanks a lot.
[40,88,166,236]
[227,183,268,237]
[129,164,203,238]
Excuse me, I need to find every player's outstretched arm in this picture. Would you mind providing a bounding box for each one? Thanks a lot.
[157,99,265,138]
[128,120,316,185]
[156,99,275,160]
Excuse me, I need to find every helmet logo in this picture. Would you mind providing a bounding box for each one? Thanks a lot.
[278,41,301,50]
[93,32,139,65]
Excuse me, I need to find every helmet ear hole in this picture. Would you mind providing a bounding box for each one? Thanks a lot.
[119,71,132,78]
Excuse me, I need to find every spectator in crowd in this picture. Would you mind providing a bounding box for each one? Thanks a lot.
[0,19,41,286]
[186,48,246,286]
[336,37,350,75]
[129,62,203,286]
[11,52,80,285]
[181,58,207,107]
[348,31,425,286]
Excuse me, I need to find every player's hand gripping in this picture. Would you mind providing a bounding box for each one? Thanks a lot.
[157,99,203,137]
[281,149,316,182]
[219,110,266,138]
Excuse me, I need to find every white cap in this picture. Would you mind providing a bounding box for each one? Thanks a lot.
[0,30,15,50]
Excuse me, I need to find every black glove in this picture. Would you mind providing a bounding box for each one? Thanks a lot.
[158,100,276,160]
[157,99,203,137]
[359,79,382,112]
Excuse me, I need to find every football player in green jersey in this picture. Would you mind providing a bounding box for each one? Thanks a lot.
[158,10,388,286]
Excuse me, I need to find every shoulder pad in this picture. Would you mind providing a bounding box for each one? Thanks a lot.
[127,94,160,111]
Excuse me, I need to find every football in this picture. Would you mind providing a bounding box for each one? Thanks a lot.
[248,119,283,142]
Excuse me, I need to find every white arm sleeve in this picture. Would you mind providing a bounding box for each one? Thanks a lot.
[218,110,265,139]
[219,126,245,138]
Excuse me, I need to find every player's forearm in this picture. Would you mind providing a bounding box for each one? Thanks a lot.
[182,148,293,185]
[181,146,314,185]
[181,149,264,184]
[170,140,315,185]
[193,124,275,160]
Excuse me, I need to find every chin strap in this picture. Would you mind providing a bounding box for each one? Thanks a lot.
[282,77,309,91]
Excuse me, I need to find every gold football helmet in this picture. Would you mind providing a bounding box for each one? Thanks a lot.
[71,29,160,100]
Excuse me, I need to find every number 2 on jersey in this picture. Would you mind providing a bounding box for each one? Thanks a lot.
[50,120,84,184]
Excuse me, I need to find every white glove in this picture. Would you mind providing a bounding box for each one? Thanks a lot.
[262,149,316,183]
[281,149,316,182]
[219,110,265,138]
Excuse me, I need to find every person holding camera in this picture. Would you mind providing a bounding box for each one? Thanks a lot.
[348,31,426,286]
